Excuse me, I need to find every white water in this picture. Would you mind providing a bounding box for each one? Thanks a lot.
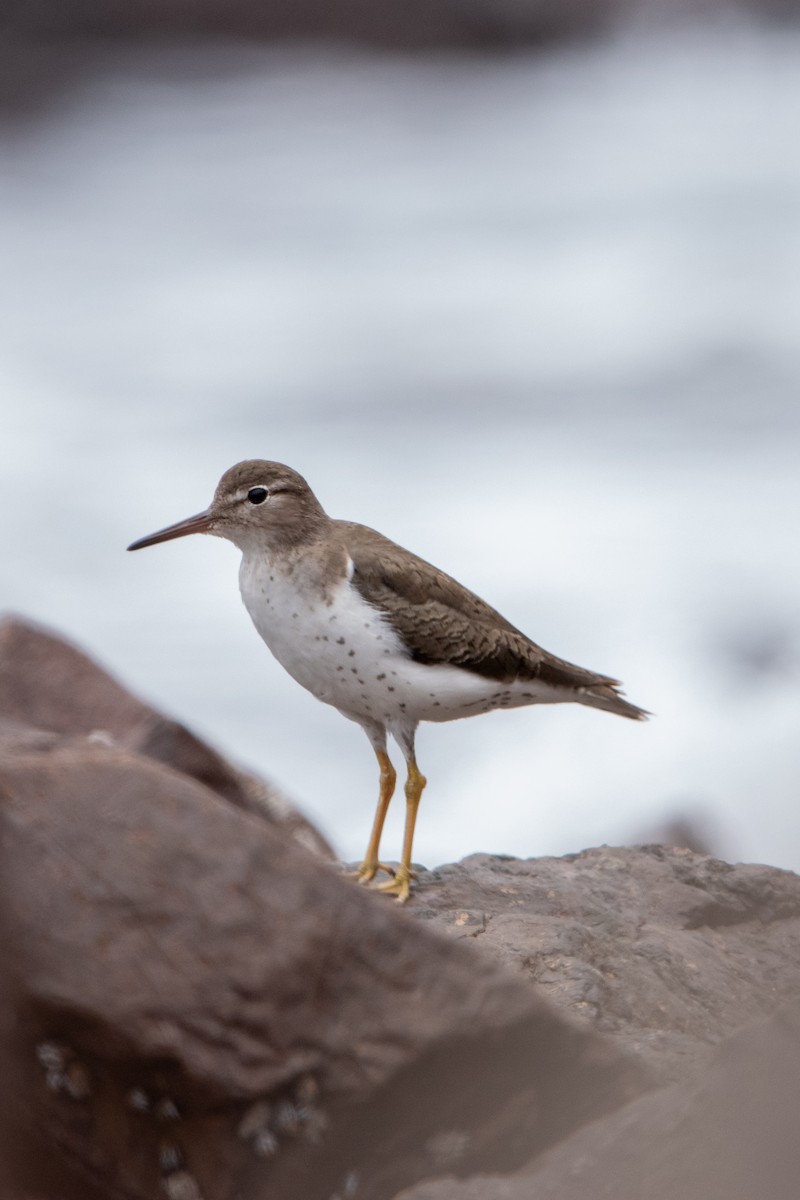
[2,21,799,869]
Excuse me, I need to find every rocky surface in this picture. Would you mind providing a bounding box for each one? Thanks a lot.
[409,846,800,1081]
[2,616,800,1199]
[0,745,644,1200]
[0,615,331,858]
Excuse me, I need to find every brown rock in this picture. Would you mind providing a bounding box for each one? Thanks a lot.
[3,1,793,56]
[410,846,800,1080]
[0,0,630,52]
[0,614,332,857]
[5,619,797,1199]
[393,1001,800,1200]
[0,747,646,1200]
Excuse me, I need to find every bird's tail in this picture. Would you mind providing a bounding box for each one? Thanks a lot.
[576,682,650,721]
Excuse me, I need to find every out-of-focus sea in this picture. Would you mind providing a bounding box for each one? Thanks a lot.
[1,19,798,869]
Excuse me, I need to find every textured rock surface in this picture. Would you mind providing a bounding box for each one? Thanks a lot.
[0,614,331,857]
[0,746,645,1200]
[409,847,800,1080]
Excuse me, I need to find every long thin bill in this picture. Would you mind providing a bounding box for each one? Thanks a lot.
[127,510,213,551]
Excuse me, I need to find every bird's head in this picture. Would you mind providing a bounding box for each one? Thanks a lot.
[127,460,328,554]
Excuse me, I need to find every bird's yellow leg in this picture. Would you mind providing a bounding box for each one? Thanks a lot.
[377,759,427,903]
[350,750,397,884]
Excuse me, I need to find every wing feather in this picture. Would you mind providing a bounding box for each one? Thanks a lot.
[339,521,620,693]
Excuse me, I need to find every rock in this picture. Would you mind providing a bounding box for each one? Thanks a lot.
[0,0,632,53]
[392,1001,800,1200]
[0,614,332,858]
[4,619,800,1198]
[0,746,646,1200]
[410,847,800,1081]
[0,0,792,54]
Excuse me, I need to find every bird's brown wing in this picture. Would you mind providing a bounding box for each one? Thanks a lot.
[339,521,622,693]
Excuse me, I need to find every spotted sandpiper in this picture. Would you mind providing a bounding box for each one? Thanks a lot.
[128,460,647,901]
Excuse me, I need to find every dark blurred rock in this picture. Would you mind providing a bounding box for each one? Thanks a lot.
[0,0,631,51]
[1,2,797,119]
[410,846,800,1081]
[636,811,717,856]
[716,617,799,682]
[1,0,796,49]
[0,614,332,858]
[0,0,797,117]
[0,746,645,1200]
[5,0,800,50]
[392,1001,800,1200]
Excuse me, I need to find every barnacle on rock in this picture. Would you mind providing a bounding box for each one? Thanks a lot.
[238,1099,272,1141]
[35,1042,66,1071]
[253,1128,279,1159]
[425,1128,469,1167]
[127,1087,151,1112]
[158,1141,185,1175]
[341,1169,360,1197]
[155,1098,181,1123]
[273,1098,302,1136]
[161,1169,203,1200]
[36,1043,91,1101]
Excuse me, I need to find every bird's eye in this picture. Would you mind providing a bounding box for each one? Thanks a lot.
[247,487,269,505]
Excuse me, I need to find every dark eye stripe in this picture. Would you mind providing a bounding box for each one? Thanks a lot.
[248,487,268,505]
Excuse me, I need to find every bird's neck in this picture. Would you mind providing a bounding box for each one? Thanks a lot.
[226,508,333,558]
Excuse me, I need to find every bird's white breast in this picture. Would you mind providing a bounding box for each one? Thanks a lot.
[238,552,565,735]
[238,553,408,723]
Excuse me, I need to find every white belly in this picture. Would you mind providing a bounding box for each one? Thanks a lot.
[239,554,564,732]
[239,554,407,724]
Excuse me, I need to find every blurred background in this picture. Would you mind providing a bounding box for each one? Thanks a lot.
[1,0,799,871]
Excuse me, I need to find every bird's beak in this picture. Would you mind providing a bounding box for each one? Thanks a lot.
[127,510,214,551]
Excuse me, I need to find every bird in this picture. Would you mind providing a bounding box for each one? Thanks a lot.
[128,460,647,901]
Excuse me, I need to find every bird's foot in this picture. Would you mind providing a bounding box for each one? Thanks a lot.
[347,860,396,886]
[375,864,417,903]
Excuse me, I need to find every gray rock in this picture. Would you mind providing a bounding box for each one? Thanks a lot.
[410,846,800,1081]
[0,0,633,53]
[2,1,794,54]
[393,1000,800,1200]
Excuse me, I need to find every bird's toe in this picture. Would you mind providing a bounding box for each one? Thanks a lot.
[346,860,396,886]
[375,865,417,903]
